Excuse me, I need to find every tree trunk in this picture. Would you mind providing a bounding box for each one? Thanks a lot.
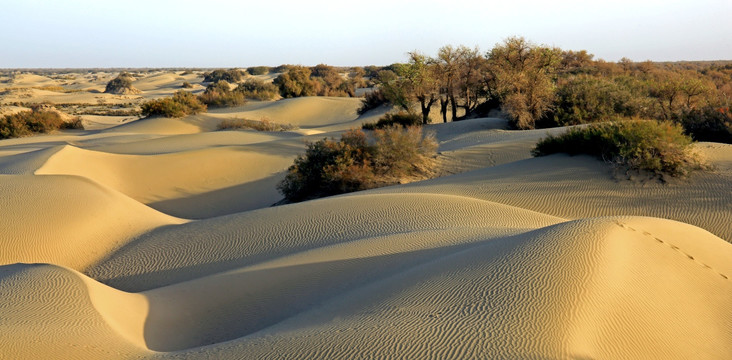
[440,96,449,123]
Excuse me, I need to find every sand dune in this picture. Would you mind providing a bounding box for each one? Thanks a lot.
[0,174,182,270]
[2,216,729,359]
[1,73,731,359]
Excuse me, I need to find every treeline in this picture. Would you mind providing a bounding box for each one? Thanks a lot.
[354,37,731,142]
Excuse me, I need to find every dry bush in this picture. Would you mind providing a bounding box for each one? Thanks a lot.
[0,108,83,139]
[104,72,141,94]
[247,66,271,75]
[140,90,206,118]
[217,117,296,131]
[198,81,246,107]
[278,126,437,202]
[362,111,422,130]
[236,79,279,100]
[203,69,244,83]
[357,89,388,115]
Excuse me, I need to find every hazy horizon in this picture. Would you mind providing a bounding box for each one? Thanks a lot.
[1,0,731,68]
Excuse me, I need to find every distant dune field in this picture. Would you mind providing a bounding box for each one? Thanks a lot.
[1,71,731,359]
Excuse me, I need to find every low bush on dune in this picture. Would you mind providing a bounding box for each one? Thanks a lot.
[181,81,193,88]
[357,89,389,115]
[140,90,207,118]
[278,126,437,202]
[236,79,279,100]
[217,117,296,132]
[532,120,703,177]
[0,106,83,139]
[362,111,422,130]
[203,69,244,83]
[198,81,247,107]
[104,72,141,94]
[675,106,732,144]
[247,66,271,75]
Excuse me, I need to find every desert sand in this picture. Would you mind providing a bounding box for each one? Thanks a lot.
[1,71,731,359]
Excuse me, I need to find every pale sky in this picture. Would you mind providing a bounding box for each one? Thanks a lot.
[1,0,730,68]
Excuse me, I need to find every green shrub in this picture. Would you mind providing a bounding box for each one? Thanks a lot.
[198,81,246,107]
[362,111,422,130]
[236,79,279,100]
[141,90,207,118]
[203,69,244,83]
[357,89,388,115]
[532,120,702,177]
[675,106,732,144]
[278,126,436,202]
[247,66,271,75]
[217,118,296,131]
[550,75,636,126]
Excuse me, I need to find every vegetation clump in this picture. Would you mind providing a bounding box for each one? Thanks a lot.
[532,120,703,177]
[198,81,246,107]
[278,126,437,202]
[217,118,295,131]
[357,89,389,115]
[0,105,83,139]
[675,106,732,144]
[236,79,279,100]
[362,111,422,130]
[247,66,271,75]
[104,72,141,94]
[203,69,244,83]
[181,81,193,88]
[140,90,206,118]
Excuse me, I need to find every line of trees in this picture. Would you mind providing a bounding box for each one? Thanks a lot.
[360,37,731,141]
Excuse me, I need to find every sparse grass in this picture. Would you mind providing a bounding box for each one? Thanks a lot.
[278,126,437,202]
[532,119,704,178]
[217,117,296,132]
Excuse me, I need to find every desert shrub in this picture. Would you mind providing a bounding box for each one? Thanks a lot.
[272,64,295,73]
[198,81,246,107]
[278,126,436,202]
[362,111,422,130]
[357,89,388,115]
[0,108,82,139]
[532,120,701,177]
[273,66,319,98]
[217,118,296,131]
[236,79,279,100]
[247,66,271,75]
[550,75,633,126]
[675,106,732,144]
[203,69,244,83]
[60,117,84,129]
[141,90,206,118]
[181,81,193,88]
[105,72,140,94]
